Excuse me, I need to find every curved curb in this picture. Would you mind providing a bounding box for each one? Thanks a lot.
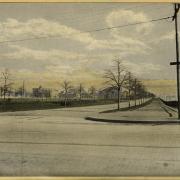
[85,116,180,125]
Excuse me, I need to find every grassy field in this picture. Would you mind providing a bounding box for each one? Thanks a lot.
[0,98,117,112]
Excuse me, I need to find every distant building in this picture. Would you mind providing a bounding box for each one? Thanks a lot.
[98,86,127,100]
[78,88,92,100]
[58,88,92,100]
[32,86,51,98]
[58,88,77,100]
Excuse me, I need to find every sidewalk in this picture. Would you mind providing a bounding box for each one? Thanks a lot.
[85,98,179,124]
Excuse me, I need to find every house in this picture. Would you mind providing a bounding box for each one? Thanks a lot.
[32,86,51,98]
[98,86,127,100]
[58,88,92,100]
[58,88,77,100]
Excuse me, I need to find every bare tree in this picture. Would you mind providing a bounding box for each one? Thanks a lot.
[16,81,26,98]
[17,87,23,97]
[125,77,148,106]
[61,80,72,107]
[1,69,13,100]
[77,83,84,101]
[124,72,134,108]
[140,84,147,103]
[131,78,138,106]
[104,60,128,110]
[126,77,141,107]
[136,81,146,105]
[0,86,3,98]
[88,86,96,100]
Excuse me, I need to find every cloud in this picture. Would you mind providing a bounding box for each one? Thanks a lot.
[1,44,160,76]
[1,18,89,42]
[0,44,165,93]
[0,18,150,55]
[0,15,161,90]
[0,45,114,76]
[0,18,108,50]
[0,18,117,51]
[160,31,174,41]
[150,31,175,44]
[142,79,176,96]
[3,44,89,64]
[123,60,163,76]
[104,9,152,55]
[106,9,153,36]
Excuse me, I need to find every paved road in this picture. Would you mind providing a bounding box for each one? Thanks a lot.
[0,99,180,176]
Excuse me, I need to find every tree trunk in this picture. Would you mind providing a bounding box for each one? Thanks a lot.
[65,98,67,107]
[64,93,67,107]
[117,87,120,110]
[3,89,5,100]
[134,90,136,107]
[128,89,131,108]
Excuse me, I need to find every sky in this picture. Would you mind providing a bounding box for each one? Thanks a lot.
[0,3,178,97]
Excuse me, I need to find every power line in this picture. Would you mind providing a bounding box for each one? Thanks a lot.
[84,16,173,33]
[0,15,173,45]
[0,4,171,43]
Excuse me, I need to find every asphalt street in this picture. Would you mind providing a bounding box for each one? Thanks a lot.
[0,99,180,176]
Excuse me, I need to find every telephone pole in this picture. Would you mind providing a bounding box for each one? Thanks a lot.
[128,72,131,108]
[175,3,180,119]
[22,80,25,97]
[170,3,180,119]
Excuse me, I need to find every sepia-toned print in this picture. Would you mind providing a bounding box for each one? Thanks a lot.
[0,2,179,177]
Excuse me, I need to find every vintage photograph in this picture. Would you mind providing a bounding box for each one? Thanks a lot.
[0,2,179,176]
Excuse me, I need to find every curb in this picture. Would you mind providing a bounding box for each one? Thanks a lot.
[85,116,180,125]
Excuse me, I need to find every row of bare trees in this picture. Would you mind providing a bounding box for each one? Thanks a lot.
[59,59,152,109]
[0,69,29,99]
[0,62,153,109]
[104,59,151,110]
[0,69,13,100]
[0,68,97,102]
[60,80,97,107]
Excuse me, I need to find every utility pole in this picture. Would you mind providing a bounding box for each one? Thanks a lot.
[128,72,131,108]
[170,3,180,119]
[22,80,25,97]
[117,60,120,110]
[134,79,137,107]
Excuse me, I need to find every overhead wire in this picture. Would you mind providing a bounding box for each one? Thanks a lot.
[0,15,173,45]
